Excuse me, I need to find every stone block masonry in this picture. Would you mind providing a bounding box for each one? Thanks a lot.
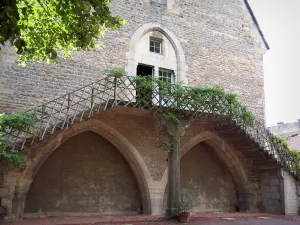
[260,169,284,214]
[0,110,266,218]
[0,0,266,121]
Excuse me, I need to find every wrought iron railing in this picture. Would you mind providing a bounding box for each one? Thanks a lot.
[1,75,299,179]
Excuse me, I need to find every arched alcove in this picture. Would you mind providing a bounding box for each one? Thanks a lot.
[181,142,237,212]
[25,131,142,214]
[161,131,257,212]
[1,119,153,217]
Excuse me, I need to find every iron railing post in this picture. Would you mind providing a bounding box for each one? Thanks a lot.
[113,76,117,106]
[66,94,71,129]
[229,99,232,124]
[40,104,46,139]
[91,87,94,109]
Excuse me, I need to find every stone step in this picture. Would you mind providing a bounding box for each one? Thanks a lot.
[256,160,279,167]
[235,144,260,150]
[242,151,271,159]
[214,124,238,131]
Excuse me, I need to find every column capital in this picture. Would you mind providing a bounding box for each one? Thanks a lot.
[159,116,189,138]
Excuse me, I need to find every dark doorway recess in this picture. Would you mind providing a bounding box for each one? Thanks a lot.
[136,64,153,107]
[137,64,153,78]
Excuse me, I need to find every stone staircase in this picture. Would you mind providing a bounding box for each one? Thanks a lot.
[214,122,279,171]
[1,75,298,181]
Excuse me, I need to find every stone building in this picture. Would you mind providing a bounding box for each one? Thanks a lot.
[268,121,300,215]
[269,121,300,151]
[0,0,299,220]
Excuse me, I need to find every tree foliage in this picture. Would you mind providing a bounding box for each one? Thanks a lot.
[0,0,125,64]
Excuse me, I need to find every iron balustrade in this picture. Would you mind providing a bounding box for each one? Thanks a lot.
[0,75,298,180]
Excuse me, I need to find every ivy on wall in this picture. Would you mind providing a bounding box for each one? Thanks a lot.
[110,69,300,178]
[0,113,37,167]
[272,136,300,175]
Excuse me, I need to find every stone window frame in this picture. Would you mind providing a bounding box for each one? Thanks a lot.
[151,0,165,4]
[126,23,188,84]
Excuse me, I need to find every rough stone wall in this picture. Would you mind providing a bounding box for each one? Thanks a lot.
[0,111,269,217]
[95,110,168,181]
[25,131,141,214]
[94,111,220,181]
[0,0,265,120]
[260,169,284,214]
[181,142,237,212]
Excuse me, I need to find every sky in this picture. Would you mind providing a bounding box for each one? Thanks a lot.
[248,0,300,126]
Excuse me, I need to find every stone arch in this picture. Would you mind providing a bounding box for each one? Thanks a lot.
[126,22,188,83]
[7,119,153,216]
[161,131,256,212]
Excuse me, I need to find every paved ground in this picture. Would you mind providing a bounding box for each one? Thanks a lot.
[2,213,300,225]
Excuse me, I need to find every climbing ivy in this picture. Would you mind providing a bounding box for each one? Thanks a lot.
[159,142,172,153]
[289,149,300,175]
[121,75,256,153]
[109,68,126,78]
[127,75,256,126]
[163,112,183,126]
[0,112,37,167]
[271,136,300,176]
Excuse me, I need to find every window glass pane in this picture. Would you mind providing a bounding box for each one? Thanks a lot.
[155,47,161,53]
[150,39,162,54]
[159,70,174,84]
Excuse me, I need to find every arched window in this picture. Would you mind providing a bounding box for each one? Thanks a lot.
[126,23,188,84]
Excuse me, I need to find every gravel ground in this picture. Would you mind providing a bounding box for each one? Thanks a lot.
[2,214,300,225]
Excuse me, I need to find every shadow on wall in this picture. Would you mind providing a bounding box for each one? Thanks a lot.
[180,142,238,212]
[162,142,238,213]
[25,131,142,214]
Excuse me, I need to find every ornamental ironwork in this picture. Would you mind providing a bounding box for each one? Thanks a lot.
[0,75,298,180]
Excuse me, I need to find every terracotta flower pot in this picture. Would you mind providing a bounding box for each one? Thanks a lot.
[179,212,191,223]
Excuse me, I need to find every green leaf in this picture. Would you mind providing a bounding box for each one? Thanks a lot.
[0,0,125,64]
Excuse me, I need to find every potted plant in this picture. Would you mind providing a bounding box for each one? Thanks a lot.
[179,179,197,223]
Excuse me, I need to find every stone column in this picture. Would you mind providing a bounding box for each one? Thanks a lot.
[282,170,300,215]
[1,173,17,217]
[13,179,31,218]
[163,119,187,217]
[2,176,31,220]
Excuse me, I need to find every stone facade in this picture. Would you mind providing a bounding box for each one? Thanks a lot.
[0,0,266,120]
[0,110,265,218]
[0,0,277,219]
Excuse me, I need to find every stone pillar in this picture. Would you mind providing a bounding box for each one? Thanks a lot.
[1,174,31,220]
[1,173,17,217]
[282,170,300,215]
[149,181,166,215]
[13,179,31,218]
[163,119,187,217]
